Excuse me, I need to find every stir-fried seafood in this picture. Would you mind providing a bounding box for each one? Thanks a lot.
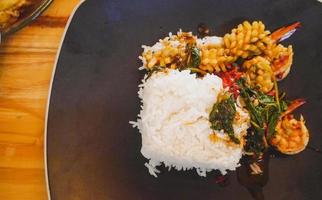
[140,21,309,156]
[142,21,300,85]
[270,99,309,154]
[271,115,309,154]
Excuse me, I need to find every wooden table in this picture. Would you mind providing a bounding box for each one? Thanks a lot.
[0,1,81,199]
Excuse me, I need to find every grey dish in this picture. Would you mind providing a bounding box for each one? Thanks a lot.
[47,0,322,200]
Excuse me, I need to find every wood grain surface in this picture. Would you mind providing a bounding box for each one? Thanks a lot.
[0,0,81,199]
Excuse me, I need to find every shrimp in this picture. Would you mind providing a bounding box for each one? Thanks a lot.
[270,22,301,43]
[266,22,301,80]
[270,115,309,155]
[281,98,306,117]
[270,98,309,154]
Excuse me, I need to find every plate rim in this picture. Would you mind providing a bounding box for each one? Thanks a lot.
[43,0,86,199]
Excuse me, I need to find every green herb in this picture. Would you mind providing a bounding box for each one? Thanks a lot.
[273,75,281,112]
[237,78,287,154]
[258,93,275,105]
[186,67,207,75]
[279,92,286,100]
[209,94,240,144]
[280,100,288,112]
[244,129,266,154]
[266,106,280,140]
[146,45,202,79]
[185,45,201,68]
[146,66,164,80]
[235,57,245,66]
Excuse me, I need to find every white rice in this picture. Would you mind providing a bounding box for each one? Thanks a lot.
[196,36,223,47]
[131,69,250,177]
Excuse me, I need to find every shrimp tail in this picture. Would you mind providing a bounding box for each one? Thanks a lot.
[270,22,301,43]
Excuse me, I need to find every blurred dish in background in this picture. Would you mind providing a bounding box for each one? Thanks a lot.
[0,0,30,30]
[0,0,52,38]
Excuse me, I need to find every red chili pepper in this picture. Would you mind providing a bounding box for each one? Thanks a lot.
[273,55,289,71]
[267,90,276,96]
[264,125,268,138]
[219,68,242,98]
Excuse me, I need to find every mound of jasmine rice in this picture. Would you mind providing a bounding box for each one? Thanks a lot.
[131,69,250,177]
